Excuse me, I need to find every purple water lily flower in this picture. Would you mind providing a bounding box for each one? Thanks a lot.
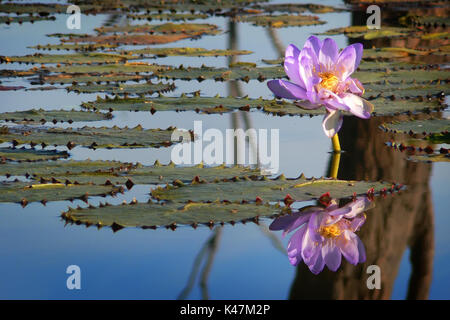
[267,36,374,138]
[269,197,371,274]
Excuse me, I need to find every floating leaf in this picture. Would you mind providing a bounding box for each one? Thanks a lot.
[95,23,220,35]
[0,109,112,124]
[365,82,449,99]
[44,62,169,74]
[127,13,209,21]
[29,43,119,51]
[0,160,260,185]
[0,69,35,78]
[0,15,56,25]
[2,53,133,64]
[64,33,203,45]
[125,47,252,58]
[0,159,131,177]
[318,26,413,39]
[0,125,186,149]
[155,64,284,82]
[0,147,68,162]
[68,81,175,95]
[355,68,450,84]
[0,181,121,204]
[61,201,282,230]
[235,14,325,28]
[80,93,316,114]
[40,73,147,85]
[251,3,344,14]
[151,175,394,203]
[382,118,450,143]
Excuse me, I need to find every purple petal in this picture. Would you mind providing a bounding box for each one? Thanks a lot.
[283,212,315,236]
[303,35,322,58]
[357,236,366,263]
[337,231,359,265]
[344,197,371,219]
[327,206,352,217]
[319,38,338,71]
[350,43,363,70]
[340,93,374,119]
[336,45,357,80]
[284,44,304,87]
[267,79,307,100]
[269,210,311,233]
[309,250,326,274]
[347,78,364,95]
[322,110,343,138]
[298,56,314,92]
[301,227,320,262]
[294,100,322,110]
[322,241,342,272]
[287,226,307,266]
[350,214,367,232]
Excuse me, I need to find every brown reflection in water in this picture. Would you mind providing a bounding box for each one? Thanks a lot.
[289,115,435,299]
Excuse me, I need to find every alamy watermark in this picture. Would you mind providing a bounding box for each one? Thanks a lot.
[66,5,81,30]
[366,5,381,30]
[366,265,381,290]
[171,121,280,174]
[66,265,81,290]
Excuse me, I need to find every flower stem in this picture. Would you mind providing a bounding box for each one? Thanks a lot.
[329,152,341,179]
[332,133,341,153]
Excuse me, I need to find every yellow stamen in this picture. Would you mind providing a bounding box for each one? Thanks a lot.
[318,224,342,238]
[318,72,339,92]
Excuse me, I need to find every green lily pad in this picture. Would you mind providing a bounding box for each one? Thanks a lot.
[40,73,148,85]
[2,53,133,64]
[251,3,344,14]
[0,125,186,149]
[151,175,394,203]
[0,159,131,177]
[29,43,119,51]
[68,82,175,95]
[0,3,66,14]
[0,69,35,78]
[0,160,260,185]
[61,201,283,230]
[0,15,56,25]
[125,47,252,58]
[365,82,449,99]
[0,147,69,162]
[355,68,450,84]
[63,33,206,45]
[318,26,413,39]
[155,64,284,82]
[126,13,209,21]
[80,93,315,114]
[0,181,122,205]
[0,109,112,124]
[95,23,220,35]
[382,118,450,144]
[236,14,325,28]
[44,62,169,74]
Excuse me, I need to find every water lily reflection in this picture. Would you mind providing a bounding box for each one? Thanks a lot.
[270,197,372,274]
